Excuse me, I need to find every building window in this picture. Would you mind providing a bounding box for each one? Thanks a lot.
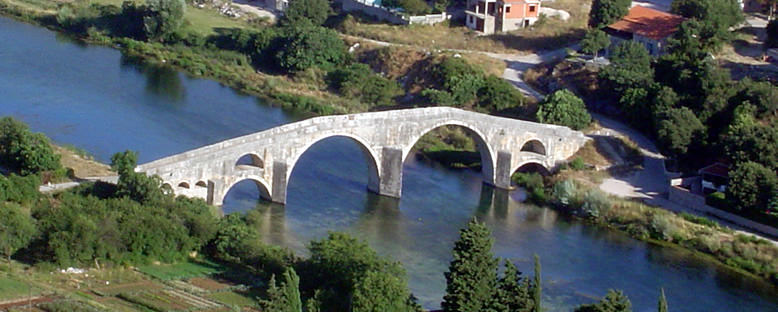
[506,6,511,13]
[469,16,473,24]
[529,5,536,12]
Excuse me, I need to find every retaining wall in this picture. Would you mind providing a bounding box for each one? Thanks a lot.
[342,0,448,25]
[668,185,778,238]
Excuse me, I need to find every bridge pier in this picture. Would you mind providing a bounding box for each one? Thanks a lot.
[271,161,289,204]
[375,147,403,198]
[492,151,513,189]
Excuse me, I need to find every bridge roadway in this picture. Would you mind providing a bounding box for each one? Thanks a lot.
[136,107,589,205]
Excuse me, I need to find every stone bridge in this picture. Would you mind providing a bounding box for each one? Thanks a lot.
[136,107,588,205]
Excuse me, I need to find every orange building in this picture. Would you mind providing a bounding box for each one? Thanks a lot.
[605,6,684,56]
[465,0,541,34]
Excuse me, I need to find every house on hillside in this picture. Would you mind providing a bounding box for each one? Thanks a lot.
[605,6,685,56]
[465,0,541,34]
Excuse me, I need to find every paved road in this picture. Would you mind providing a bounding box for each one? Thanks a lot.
[39,176,119,193]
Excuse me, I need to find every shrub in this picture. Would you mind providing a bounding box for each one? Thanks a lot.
[704,192,728,210]
[536,90,591,130]
[649,213,685,242]
[570,157,586,171]
[512,172,546,203]
[275,23,348,73]
[421,89,455,106]
[552,179,578,207]
[143,0,185,41]
[477,76,525,111]
[580,189,611,218]
[327,63,402,107]
[679,212,720,228]
[430,57,485,106]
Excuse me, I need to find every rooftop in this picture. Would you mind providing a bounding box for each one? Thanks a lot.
[699,162,731,178]
[606,6,685,40]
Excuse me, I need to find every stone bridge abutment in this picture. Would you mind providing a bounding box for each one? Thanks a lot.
[136,107,588,205]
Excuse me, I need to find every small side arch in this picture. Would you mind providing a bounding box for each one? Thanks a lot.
[195,181,207,188]
[178,182,190,189]
[222,176,272,202]
[161,183,174,195]
[235,153,264,170]
[510,160,551,177]
[520,139,546,156]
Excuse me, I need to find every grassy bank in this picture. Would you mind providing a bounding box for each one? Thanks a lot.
[512,170,778,285]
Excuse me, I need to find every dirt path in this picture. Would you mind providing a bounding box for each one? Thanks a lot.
[341,34,571,99]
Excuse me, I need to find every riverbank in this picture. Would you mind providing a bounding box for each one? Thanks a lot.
[0,0,365,116]
[514,168,778,286]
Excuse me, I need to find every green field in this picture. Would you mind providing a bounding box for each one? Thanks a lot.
[0,276,39,301]
[207,290,258,307]
[136,260,225,281]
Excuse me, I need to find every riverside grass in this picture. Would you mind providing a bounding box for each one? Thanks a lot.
[539,175,778,285]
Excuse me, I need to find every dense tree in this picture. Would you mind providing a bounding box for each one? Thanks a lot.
[211,213,261,263]
[283,0,332,26]
[477,76,525,111]
[491,261,532,312]
[724,123,778,169]
[600,41,653,93]
[352,270,419,312]
[275,23,347,72]
[730,78,778,118]
[671,0,744,34]
[655,107,706,157]
[727,161,778,212]
[0,117,61,176]
[581,28,611,57]
[143,0,185,40]
[326,63,403,107]
[0,174,40,205]
[304,232,410,311]
[574,289,632,312]
[430,57,486,107]
[111,151,166,204]
[618,87,650,130]
[442,218,498,312]
[536,89,592,130]
[0,202,37,261]
[589,0,631,28]
[658,288,668,312]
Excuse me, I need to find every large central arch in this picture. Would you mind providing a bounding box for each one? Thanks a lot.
[403,121,496,186]
[285,134,382,196]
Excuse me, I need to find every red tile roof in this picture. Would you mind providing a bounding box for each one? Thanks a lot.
[606,6,685,40]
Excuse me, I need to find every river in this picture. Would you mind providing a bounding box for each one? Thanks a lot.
[1,16,776,311]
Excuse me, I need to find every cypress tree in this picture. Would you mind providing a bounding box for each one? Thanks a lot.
[658,288,668,312]
[282,268,302,312]
[261,269,303,312]
[442,218,498,312]
[492,260,532,312]
[532,255,542,312]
